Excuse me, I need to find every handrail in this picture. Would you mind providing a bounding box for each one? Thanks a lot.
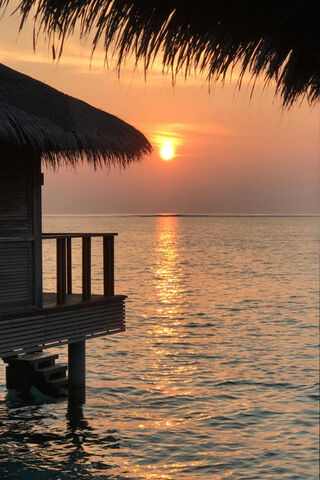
[42,233,117,238]
[42,233,115,304]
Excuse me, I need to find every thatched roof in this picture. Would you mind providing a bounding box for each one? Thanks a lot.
[2,0,319,107]
[0,63,151,167]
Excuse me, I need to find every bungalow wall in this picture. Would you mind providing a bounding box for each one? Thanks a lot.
[0,153,42,312]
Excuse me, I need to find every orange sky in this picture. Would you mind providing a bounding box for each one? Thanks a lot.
[0,7,319,214]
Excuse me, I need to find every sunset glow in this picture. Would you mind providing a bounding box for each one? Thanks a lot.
[0,5,319,480]
[160,140,174,161]
[0,9,317,215]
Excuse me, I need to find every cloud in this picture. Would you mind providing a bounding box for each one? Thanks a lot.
[145,121,240,148]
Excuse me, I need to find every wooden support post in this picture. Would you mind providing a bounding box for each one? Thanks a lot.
[67,237,72,294]
[57,238,66,305]
[82,236,91,301]
[68,341,86,404]
[103,236,114,296]
[33,155,43,308]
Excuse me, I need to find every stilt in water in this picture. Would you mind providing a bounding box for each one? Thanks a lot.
[68,341,86,404]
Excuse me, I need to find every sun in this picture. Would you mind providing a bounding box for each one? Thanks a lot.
[160,140,174,161]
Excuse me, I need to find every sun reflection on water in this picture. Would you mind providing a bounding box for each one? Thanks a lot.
[154,216,182,310]
[143,216,197,402]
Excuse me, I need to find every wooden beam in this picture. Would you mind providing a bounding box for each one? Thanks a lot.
[56,238,66,305]
[43,233,118,239]
[67,237,72,295]
[103,236,114,296]
[82,237,91,301]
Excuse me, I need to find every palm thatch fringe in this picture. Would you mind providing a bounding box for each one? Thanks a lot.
[0,63,151,168]
[2,0,320,107]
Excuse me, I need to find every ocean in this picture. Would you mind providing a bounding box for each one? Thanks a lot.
[0,215,318,479]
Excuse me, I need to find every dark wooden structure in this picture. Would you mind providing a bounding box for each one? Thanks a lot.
[0,153,126,401]
[0,154,42,312]
[0,236,125,357]
[0,63,151,403]
[0,154,125,357]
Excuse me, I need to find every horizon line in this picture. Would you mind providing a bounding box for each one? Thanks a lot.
[43,213,320,218]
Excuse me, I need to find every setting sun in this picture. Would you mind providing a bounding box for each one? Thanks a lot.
[160,140,174,161]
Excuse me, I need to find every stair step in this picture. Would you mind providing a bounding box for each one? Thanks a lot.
[47,377,68,386]
[19,352,58,363]
[14,353,59,369]
[35,363,67,380]
[35,363,67,374]
[5,351,69,398]
[2,355,18,364]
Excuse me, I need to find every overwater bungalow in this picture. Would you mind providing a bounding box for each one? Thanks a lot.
[0,63,151,402]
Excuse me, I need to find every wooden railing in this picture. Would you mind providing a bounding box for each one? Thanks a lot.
[42,233,116,305]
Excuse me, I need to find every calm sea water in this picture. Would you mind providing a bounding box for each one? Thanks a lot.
[0,216,318,480]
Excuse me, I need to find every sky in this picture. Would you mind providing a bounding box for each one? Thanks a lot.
[0,6,319,214]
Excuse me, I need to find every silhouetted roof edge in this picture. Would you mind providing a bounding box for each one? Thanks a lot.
[0,63,151,168]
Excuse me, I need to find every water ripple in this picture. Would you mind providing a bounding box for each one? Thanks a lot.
[0,216,318,479]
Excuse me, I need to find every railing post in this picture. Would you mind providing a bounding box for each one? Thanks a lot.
[82,236,91,301]
[67,237,72,294]
[57,237,66,305]
[103,236,114,296]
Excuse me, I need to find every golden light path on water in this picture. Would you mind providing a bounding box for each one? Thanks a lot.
[149,217,194,397]
[127,217,229,479]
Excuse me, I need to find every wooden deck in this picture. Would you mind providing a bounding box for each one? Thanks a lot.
[0,232,126,359]
[42,292,114,308]
[0,294,126,358]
